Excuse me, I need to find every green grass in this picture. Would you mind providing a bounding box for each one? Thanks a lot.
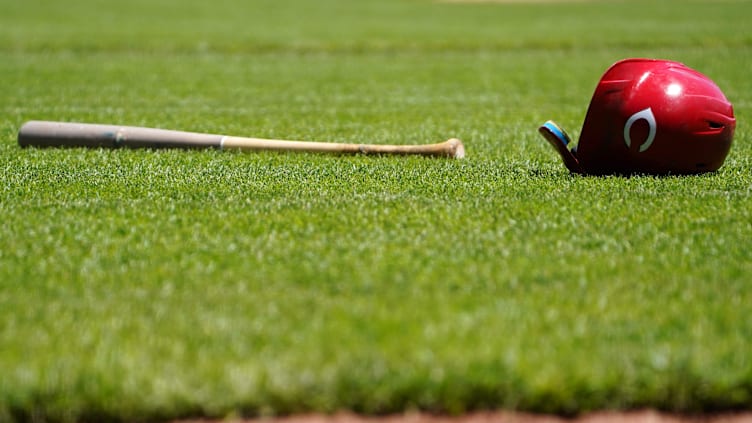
[2,0,752,422]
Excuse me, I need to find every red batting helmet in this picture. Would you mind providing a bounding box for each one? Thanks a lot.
[539,58,736,175]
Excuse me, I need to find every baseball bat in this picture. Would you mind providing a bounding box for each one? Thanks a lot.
[18,121,465,159]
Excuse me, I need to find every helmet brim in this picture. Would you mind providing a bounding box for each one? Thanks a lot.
[538,121,584,174]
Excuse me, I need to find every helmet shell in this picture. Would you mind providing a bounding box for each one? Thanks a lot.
[576,59,735,175]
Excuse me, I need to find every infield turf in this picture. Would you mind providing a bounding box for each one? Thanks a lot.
[1,1,752,422]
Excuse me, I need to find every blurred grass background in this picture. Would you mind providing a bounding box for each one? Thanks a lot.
[1,0,751,422]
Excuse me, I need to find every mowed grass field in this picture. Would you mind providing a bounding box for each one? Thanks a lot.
[2,0,752,422]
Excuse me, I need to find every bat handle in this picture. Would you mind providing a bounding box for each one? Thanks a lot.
[357,138,465,159]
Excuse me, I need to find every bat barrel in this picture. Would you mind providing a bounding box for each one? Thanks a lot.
[18,121,222,149]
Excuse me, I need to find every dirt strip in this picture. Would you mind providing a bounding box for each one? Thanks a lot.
[177,410,752,423]
[438,0,598,3]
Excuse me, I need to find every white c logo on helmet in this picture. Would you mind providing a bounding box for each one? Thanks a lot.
[624,107,657,153]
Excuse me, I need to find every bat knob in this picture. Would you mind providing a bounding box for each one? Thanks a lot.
[447,138,465,159]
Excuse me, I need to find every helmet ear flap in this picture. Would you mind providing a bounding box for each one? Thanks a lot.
[538,121,584,174]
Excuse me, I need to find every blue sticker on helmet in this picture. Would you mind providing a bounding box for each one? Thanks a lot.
[542,121,570,146]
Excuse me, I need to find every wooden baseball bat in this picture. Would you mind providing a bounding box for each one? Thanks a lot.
[18,121,465,159]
